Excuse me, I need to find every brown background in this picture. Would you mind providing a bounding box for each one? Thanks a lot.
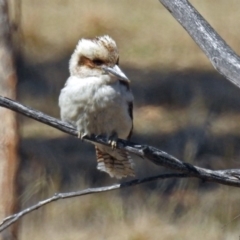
[10,0,240,239]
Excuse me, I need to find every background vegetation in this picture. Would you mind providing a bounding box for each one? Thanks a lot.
[9,0,240,239]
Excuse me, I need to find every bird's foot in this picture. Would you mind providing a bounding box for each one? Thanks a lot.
[77,131,88,141]
[108,133,118,150]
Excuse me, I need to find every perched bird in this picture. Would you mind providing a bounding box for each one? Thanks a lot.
[59,35,135,178]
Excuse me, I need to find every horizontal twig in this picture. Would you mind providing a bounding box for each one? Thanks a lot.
[0,95,240,187]
[0,96,240,232]
[0,173,188,232]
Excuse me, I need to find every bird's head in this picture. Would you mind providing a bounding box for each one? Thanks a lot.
[69,35,129,83]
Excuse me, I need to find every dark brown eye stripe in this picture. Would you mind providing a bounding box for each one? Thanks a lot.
[93,59,104,66]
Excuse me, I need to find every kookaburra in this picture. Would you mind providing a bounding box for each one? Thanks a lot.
[59,35,135,178]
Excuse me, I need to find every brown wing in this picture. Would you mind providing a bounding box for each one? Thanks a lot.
[119,80,133,140]
[127,101,133,140]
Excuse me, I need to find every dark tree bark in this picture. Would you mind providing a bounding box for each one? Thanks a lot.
[0,1,19,239]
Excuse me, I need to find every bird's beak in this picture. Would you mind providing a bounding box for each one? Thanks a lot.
[102,65,130,83]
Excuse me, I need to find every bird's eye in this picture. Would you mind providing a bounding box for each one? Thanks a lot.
[93,59,104,66]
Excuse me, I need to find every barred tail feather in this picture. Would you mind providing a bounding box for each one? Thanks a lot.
[95,146,135,179]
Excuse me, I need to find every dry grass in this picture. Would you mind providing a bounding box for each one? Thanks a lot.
[19,187,240,239]
[134,105,240,136]
[16,0,240,69]
[9,0,240,239]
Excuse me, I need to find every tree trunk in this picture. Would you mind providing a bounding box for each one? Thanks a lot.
[0,0,19,239]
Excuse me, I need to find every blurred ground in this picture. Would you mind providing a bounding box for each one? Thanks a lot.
[8,0,240,239]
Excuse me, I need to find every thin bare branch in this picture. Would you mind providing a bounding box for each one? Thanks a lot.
[0,173,188,232]
[0,96,240,231]
[159,0,240,88]
[0,96,240,188]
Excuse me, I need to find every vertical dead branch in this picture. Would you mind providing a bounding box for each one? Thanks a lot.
[0,0,19,239]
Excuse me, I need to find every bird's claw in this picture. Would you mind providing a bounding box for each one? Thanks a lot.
[78,132,87,141]
[109,140,117,149]
[108,133,118,149]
